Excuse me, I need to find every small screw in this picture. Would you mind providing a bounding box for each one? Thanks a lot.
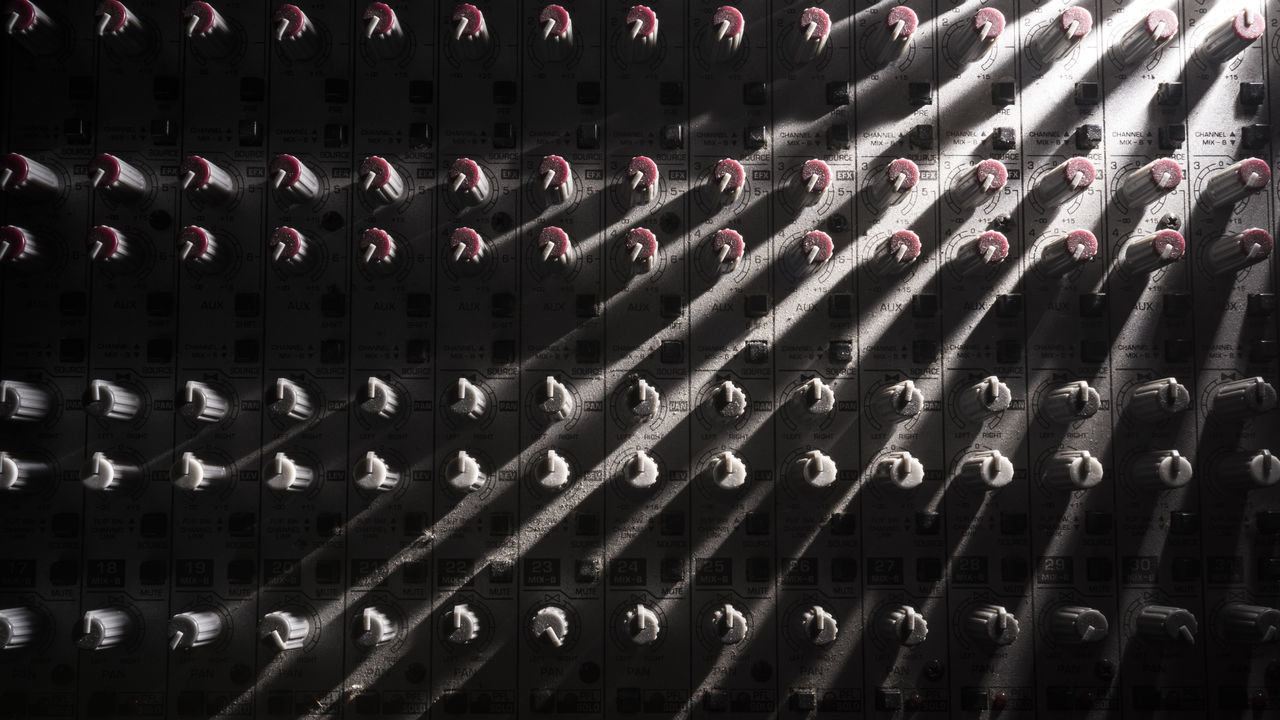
[1095,659,1115,681]
[923,658,945,681]
[827,214,849,233]
[659,212,680,234]
[1156,214,1181,230]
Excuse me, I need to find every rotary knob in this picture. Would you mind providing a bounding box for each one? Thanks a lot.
[627,156,659,205]
[800,377,835,415]
[1,153,59,198]
[170,451,230,492]
[625,5,658,50]
[956,376,1012,420]
[795,6,830,59]
[1037,230,1097,277]
[95,1,149,56]
[965,604,1019,646]
[183,2,236,57]
[1136,605,1197,645]
[451,3,489,45]
[953,231,1009,274]
[949,8,1004,65]
[709,5,744,59]
[626,378,661,420]
[81,451,135,492]
[450,377,487,419]
[0,607,39,649]
[866,158,919,212]
[177,226,222,268]
[1200,158,1270,209]
[712,603,748,644]
[712,158,745,205]
[622,227,658,273]
[1199,8,1263,63]
[445,450,485,493]
[445,604,480,645]
[530,606,569,647]
[360,228,398,266]
[1041,380,1100,424]
[85,379,142,421]
[1206,228,1272,274]
[1,452,42,493]
[797,159,831,206]
[711,229,744,272]
[874,451,925,490]
[449,227,486,264]
[4,1,62,55]
[181,155,236,201]
[801,605,838,646]
[273,3,320,58]
[362,3,404,55]
[1114,9,1177,67]
[797,450,838,488]
[881,605,928,646]
[957,450,1015,490]
[269,154,320,204]
[1120,158,1181,207]
[266,452,315,492]
[261,610,310,651]
[1042,450,1104,491]
[622,450,660,489]
[867,6,917,65]
[800,230,834,266]
[1,379,52,422]
[355,607,397,648]
[1030,7,1091,65]
[89,153,148,201]
[538,4,572,47]
[77,608,134,650]
[539,376,575,420]
[624,604,661,645]
[870,380,924,424]
[360,156,405,205]
[711,450,747,490]
[269,227,311,268]
[269,378,313,421]
[1049,606,1109,644]
[0,226,38,264]
[539,155,573,204]
[354,451,400,492]
[1130,449,1193,490]
[357,376,400,419]
[950,160,1007,207]
[1121,229,1184,275]
[534,449,573,491]
[449,158,491,204]
[181,380,228,424]
[713,380,747,420]
[87,226,136,266]
[1217,450,1280,491]
[1219,603,1280,645]
[536,226,573,265]
[168,610,223,650]
[1035,157,1095,206]
[1127,377,1190,421]
[1211,377,1277,419]
[874,230,922,275]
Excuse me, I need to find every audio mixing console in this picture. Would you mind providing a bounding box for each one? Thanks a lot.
[1,1,1278,718]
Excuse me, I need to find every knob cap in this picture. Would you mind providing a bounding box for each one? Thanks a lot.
[800,377,835,415]
[1122,229,1185,274]
[266,452,315,492]
[261,610,310,651]
[536,226,573,265]
[1127,377,1190,421]
[866,158,919,211]
[183,2,236,57]
[168,610,223,650]
[957,376,1012,420]
[627,378,661,419]
[181,380,228,423]
[362,2,404,55]
[269,154,320,204]
[0,607,39,649]
[948,8,1004,65]
[1216,449,1280,490]
[1,153,59,198]
[449,227,486,264]
[450,377,487,419]
[77,608,134,650]
[712,603,748,644]
[534,449,573,491]
[273,3,320,58]
[87,225,136,265]
[797,159,831,206]
[957,449,1015,490]
[1219,603,1280,645]
[627,156,659,205]
[89,153,148,200]
[445,450,485,492]
[538,3,572,46]
[0,226,38,263]
[874,451,925,490]
[797,450,838,488]
[0,452,42,492]
[1199,8,1263,63]
[359,156,405,205]
[800,230,834,266]
[950,160,1007,207]
[355,607,397,648]
[871,380,924,424]
[1131,449,1193,490]
[448,158,491,204]
[357,376,400,419]
[269,226,311,267]
[539,376,575,420]
[953,231,1009,274]
[711,450,747,490]
[710,228,745,272]
[354,451,399,492]
[269,378,313,421]
[1113,9,1177,67]
[1120,158,1182,207]
[881,605,928,646]
[1137,605,1197,645]
[1042,450,1104,491]
[867,6,918,65]
[85,379,142,421]
[625,4,658,49]
[538,155,573,204]
[1037,230,1097,277]
[1030,7,1091,65]
[965,604,1019,646]
[177,226,222,267]
[81,451,134,492]
[4,1,63,55]
[795,6,831,59]
[622,450,660,489]
[1041,380,1100,423]
[181,155,236,201]
[1206,228,1272,274]
[1211,377,1277,419]
[170,451,230,492]
[530,606,569,647]
[624,227,658,271]
[95,1,149,55]
[1049,606,1109,644]
[709,5,744,59]
[712,158,745,205]
[624,604,661,645]
[801,605,838,646]
[451,3,489,44]
[713,380,747,420]
[445,604,480,645]
[1,380,52,421]
[1035,157,1095,206]
[1200,158,1270,209]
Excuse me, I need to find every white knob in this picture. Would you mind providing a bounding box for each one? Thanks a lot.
[448,158,490,203]
[183,1,237,57]
[77,608,134,650]
[449,228,486,265]
[1216,450,1279,490]
[1034,157,1095,207]
[627,156,658,205]
[0,225,38,263]
[95,0,148,55]
[866,158,919,211]
[269,154,321,204]
[881,605,928,646]
[261,610,310,651]
[181,155,236,201]
[627,378,661,419]
[874,451,925,490]
[360,228,397,265]
[446,450,485,493]
[866,6,918,65]
[1,452,40,492]
[273,3,321,58]
[270,378,313,421]
[270,226,310,267]
[625,604,661,645]
[957,449,1015,490]
[801,377,835,415]
[714,380,747,420]
[181,380,228,423]
[1211,377,1277,419]
[965,604,1019,646]
[358,376,400,419]
[354,451,399,492]
[535,449,573,491]
[170,451,230,492]
[360,156,405,205]
[1113,9,1178,67]
[624,227,658,271]
[625,4,658,49]
[451,2,489,44]
[712,603,748,644]
[1120,158,1182,207]
[1122,229,1185,274]
[797,159,831,206]
[709,5,743,58]
[539,376,575,420]
[623,450,660,489]
[168,610,223,650]
[81,451,133,492]
[537,226,573,265]
[796,6,831,59]
[801,605,838,646]
[1042,450,1104,491]
[356,607,397,648]
[1,153,59,198]
[711,451,747,490]
[1127,377,1190,421]
[1206,229,1272,274]
[451,377,487,419]
[1029,7,1091,65]
[0,607,39,649]
[948,7,1004,65]
[530,606,570,647]
[1131,449,1193,490]
[797,450,838,488]
[1041,380,1100,424]
[1202,158,1271,209]
[446,604,480,645]
[950,160,1007,208]
[85,379,142,421]
[956,376,1011,420]
[1037,229,1098,277]
[178,226,221,267]
[1136,605,1197,645]
[1219,603,1280,645]
[870,380,924,424]
[3,1,62,55]
[266,452,315,492]
[800,230,835,266]
[713,158,745,205]
[88,153,148,200]
[539,155,574,204]
[1049,606,1109,644]
[1,379,52,421]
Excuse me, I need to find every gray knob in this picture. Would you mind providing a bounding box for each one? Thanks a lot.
[0,607,39,649]
[266,452,315,492]
[1131,450,1193,490]
[1049,606,1109,644]
[801,377,835,415]
[539,376,575,420]
[622,450,660,489]
[445,450,485,493]
[1112,9,1177,67]
[168,610,223,650]
[1211,377,1277,420]
[1121,230,1185,274]
[530,606,570,647]
[0,452,42,492]
[534,449,573,491]
[1200,158,1270,210]
[359,156,406,205]
[957,450,1015,490]
[354,451,399,492]
[874,451,925,490]
[1206,228,1272,274]
[1137,605,1197,645]
[81,451,135,492]
[1127,377,1190,421]
[1,380,52,421]
[357,377,400,419]
[77,608,134,650]
[711,451,748,490]
[269,378,313,421]
[181,380,228,423]
[797,450,838,488]
[1219,603,1280,645]
[355,607,397,648]
[625,604,661,646]
[446,604,481,645]
[956,376,1011,420]
[965,604,1020,646]
[712,603,748,645]
[1041,381,1100,424]
[881,605,928,647]
[871,380,924,424]
[1042,450,1104,491]
[1199,8,1264,63]
[628,378,661,419]
[1216,450,1280,490]
[85,379,142,421]
[714,380,748,420]
[451,377,487,419]
[261,610,311,651]
[801,605,838,646]
[170,451,230,492]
